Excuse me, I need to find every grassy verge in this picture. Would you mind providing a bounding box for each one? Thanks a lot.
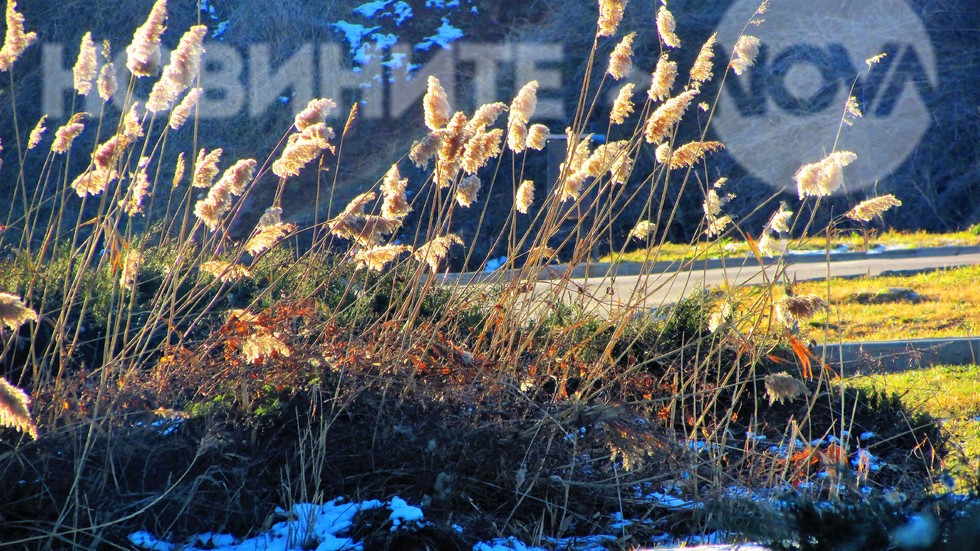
[604,227,980,264]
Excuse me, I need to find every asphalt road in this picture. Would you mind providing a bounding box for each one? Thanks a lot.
[519,248,980,315]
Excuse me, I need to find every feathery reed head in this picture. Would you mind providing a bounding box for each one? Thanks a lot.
[27,115,46,150]
[466,102,506,134]
[97,60,118,102]
[730,35,761,75]
[656,5,681,48]
[690,33,717,85]
[51,114,87,154]
[414,234,463,272]
[606,32,635,80]
[424,75,452,130]
[0,1,37,72]
[508,81,539,127]
[455,175,482,207]
[526,124,550,151]
[295,98,337,131]
[73,32,98,95]
[120,250,143,289]
[629,220,655,240]
[597,0,628,38]
[246,207,296,255]
[121,156,152,216]
[172,152,186,188]
[649,54,677,102]
[168,87,202,130]
[795,151,857,198]
[0,292,37,330]
[200,261,252,283]
[845,195,902,222]
[381,165,412,220]
[0,376,37,439]
[767,203,793,233]
[668,140,724,169]
[354,245,411,271]
[757,232,785,257]
[655,143,672,164]
[764,372,807,405]
[126,0,167,77]
[516,180,535,214]
[272,123,336,178]
[611,83,635,125]
[409,134,441,168]
[775,295,827,326]
[507,121,529,154]
[644,89,698,144]
[462,128,503,174]
[192,148,223,188]
[147,25,207,112]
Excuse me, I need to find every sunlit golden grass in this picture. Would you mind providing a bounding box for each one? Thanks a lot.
[605,229,980,264]
[711,265,980,343]
[847,364,980,490]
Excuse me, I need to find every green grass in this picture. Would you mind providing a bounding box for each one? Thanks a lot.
[605,229,980,264]
[848,364,980,490]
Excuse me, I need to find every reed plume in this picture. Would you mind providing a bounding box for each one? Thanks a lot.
[272,123,336,178]
[767,203,793,233]
[456,175,481,207]
[668,140,724,169]
[655,143,671,164]
[123,102,144,140]
[0,376,37,439]
[764,373,807,405]
[73,32,98,95]
[51,114,86,154]
[414,234,463,272]
[409,134,440,168]
[192,148,223,188]
[195,159,256,230]
[610,84,635,125]
[516,180,535,214]
[649,54,677,102]
[294,98,337,131]
[121,156,152,216]
[245,207,296,255]
[424,75,451,130]
[795,151,857,198]
[845,195,902,222]
[730,35,761,76]
[462,128,503,174]
[507,81,539,153]
[757,232,785,257]
[775,295,827,326]
[147,25,207,112]
[0,1,37,72]
[97,60,118,102]
[200,261,252,283]
[241,334,291,364]
[27,115,46,150]
[172,152,186,187]
[120,250,143,289]
[629,220,655,240]
[690,33,717,85]
[168,87,202,130]
[466,102,506,134]
[126,0,167,77]
[0,292,36,330]
[644,89,698,144]
[606,32,635,80]
[71,167,118,197]
[656,5,680,48]
[526,124,550,151]
[597,0,628,38]
[380,165,412,220]
[354,245,411,271]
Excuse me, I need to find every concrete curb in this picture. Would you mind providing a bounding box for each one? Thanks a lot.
[814,337,980,372]
[442,245,980,283]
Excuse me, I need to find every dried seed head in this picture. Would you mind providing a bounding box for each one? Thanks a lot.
[0,292,37,330]
[775,295,827,326]
[644,89,698,144]
[0,1,37,72]
[466,102,506,134]
[516,180,535,214]
[705,215,732,238]
[559,171,589,203]
[70,166,118,197]
[126,0,167,77]
[409,134,441,168]
[354,245,412,271]
[462,128,503,174]
[764,372,807,405]
[168,87,202,130]
[147,25,207,112]
[294,98,337,131]
[424,75,451,130]
[214,158,257,196]
[27,115,46,150]
[606,32,635,80]
[669,140,724,169]
[0,376,37,439]
[610,83,635,125]
[649,54,677,102]
[123,102,144,140]
[172,152,186,188]
[629,220,655,240]
[121,156,152,216]
[690,33,717,85]
[241,334,290,364]
[455,175,481,207]
[380,165,412,220]
[192,148,223,188]
[414,234,463,272]
[757,232,785,257]
[120,250,143,289]
[200,260,252,282]
[656,6,681,48]
[272,123,336,178]
[97,61,118,101]
[795,151,857,198]
[655,143,672,164]
[245,207,296,255]
[845,195,902,222]
[583,141,628,178]
[93,135,129,170]
[767,203,793,233]
[730,35,761,75]
[526,124,549,151]
[508,81,539,127]
[52,115,86,154]
[597,0,628,38]
[507,121,529,154]
[73,32,98,95]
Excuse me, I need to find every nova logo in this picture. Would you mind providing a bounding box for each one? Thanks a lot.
[713,0,937,195]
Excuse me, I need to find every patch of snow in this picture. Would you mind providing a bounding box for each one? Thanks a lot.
[646,492,700,510]
[387,497,424,530]
[353,0,393,18]
[212,21,230,40]
[415,17,464,51]
[391,2,414,25]
[860,431,877,440]
[891,514,938,549]
[485,256,507,272]
[332,21,381,54]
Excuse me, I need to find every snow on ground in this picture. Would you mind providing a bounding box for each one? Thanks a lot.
[128,495,767,551]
